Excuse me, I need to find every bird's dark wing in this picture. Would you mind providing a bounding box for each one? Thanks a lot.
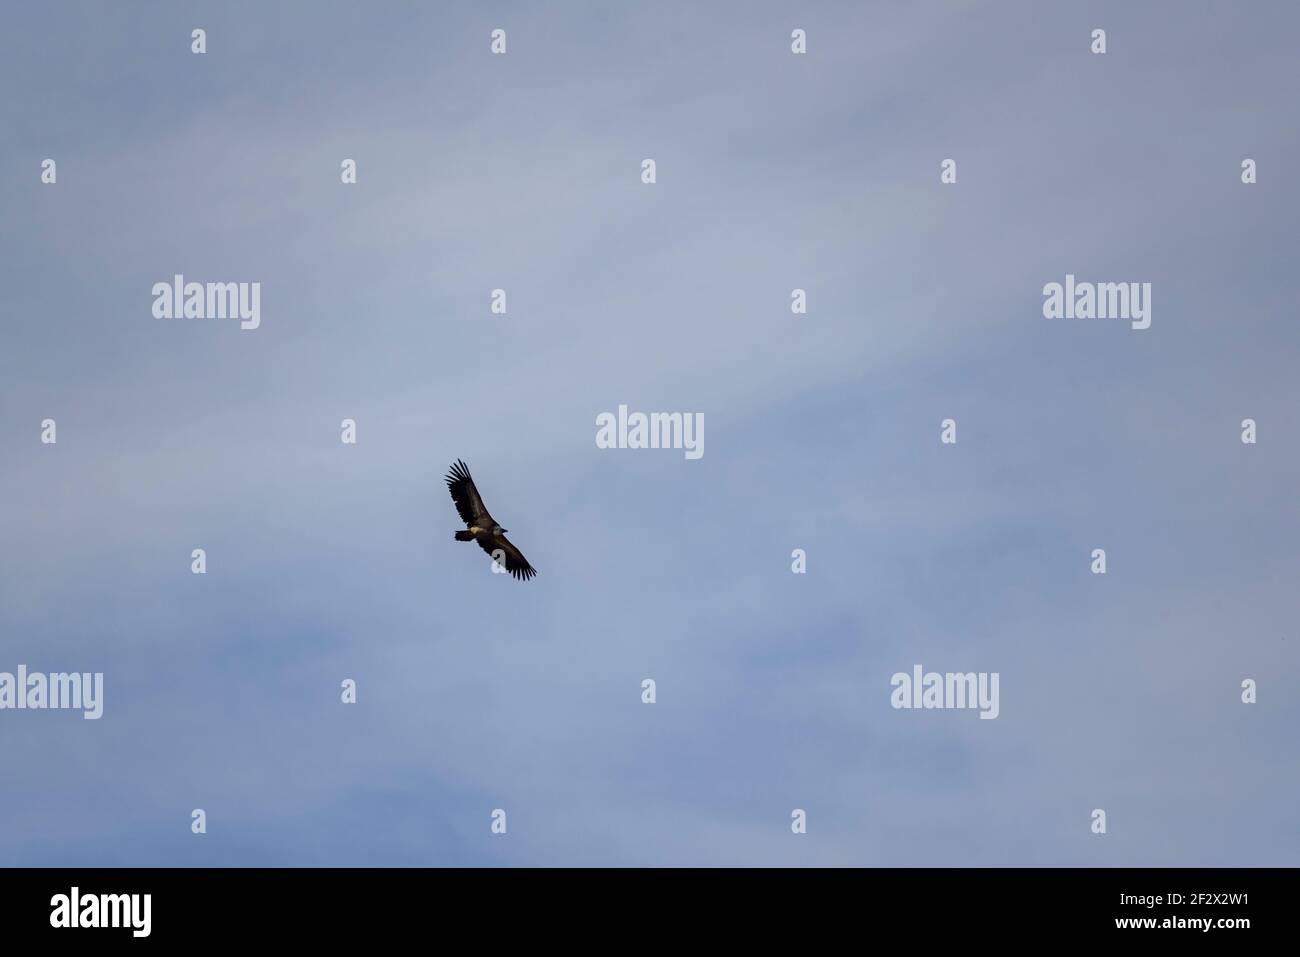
[479,533,537,581]
[445,459,491,526]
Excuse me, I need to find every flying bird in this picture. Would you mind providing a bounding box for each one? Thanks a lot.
[445,459,538,581]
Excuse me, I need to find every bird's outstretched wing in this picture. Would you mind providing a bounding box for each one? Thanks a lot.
[480,533,538,581]
[445,459,491,526]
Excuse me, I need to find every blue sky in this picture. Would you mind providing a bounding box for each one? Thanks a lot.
[1,1,1297,865]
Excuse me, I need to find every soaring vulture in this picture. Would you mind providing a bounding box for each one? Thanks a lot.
[445,459,538,581]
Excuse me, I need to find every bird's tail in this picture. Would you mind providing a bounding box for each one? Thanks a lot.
[454,530,474,541]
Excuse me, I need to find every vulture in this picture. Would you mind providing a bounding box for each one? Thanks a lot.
[445,459,538,581]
